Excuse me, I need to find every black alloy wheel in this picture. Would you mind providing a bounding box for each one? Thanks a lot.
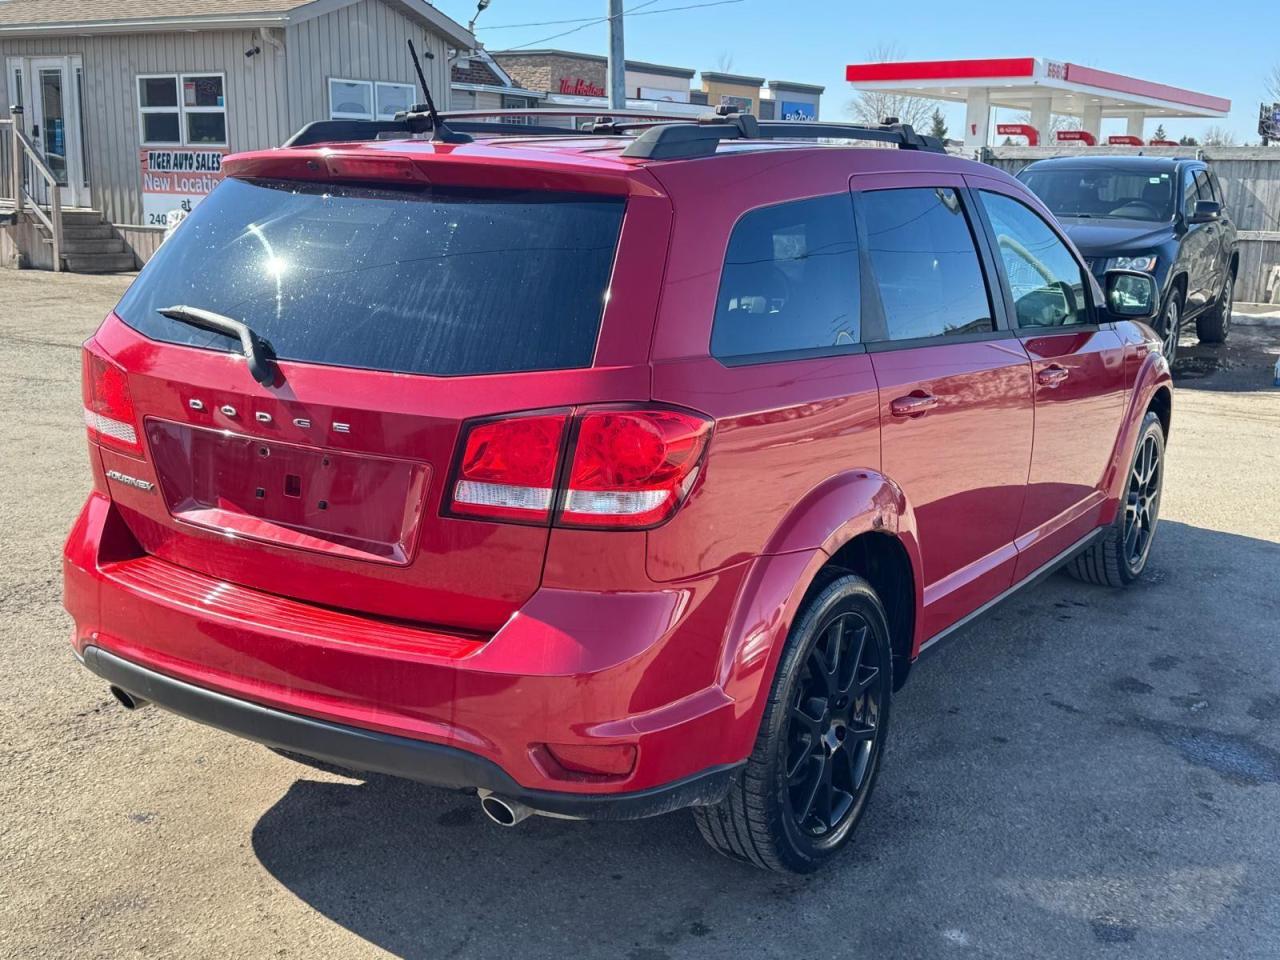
[786,611,883,840]
[693,574,893,872]
[1124,428,1162,569]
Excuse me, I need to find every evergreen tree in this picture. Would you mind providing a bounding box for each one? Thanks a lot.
[929,107,948,141]
[1153,124,1167,141]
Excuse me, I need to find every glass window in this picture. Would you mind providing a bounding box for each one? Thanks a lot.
[114,180,625,377]
[186,112,227,144]
[184,75,223,108]
[329,78,374,119]
[1019,167,1176,222]
[142,112,181,144]
[1208,169,1225,204]
[710,194,860,360]
[138,76,181,145]
[1182,169,1200,217]
[981,191,1090,328]
[139,76,177,108]
[375,82,415,120]
[137,74,226,146]
[1194,170,1215,203]
[860,187,992,341]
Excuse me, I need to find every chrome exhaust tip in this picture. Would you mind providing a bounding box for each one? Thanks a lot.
[478,791,533,827]
[109,685,149,711]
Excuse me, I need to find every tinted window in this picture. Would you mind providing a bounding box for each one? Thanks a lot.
[1194,169,1215,203]
[1182,169,1200,217]
[115,178,625,377]
[981,191,1090,328]
[860,187,992,341]
[1019,167,1176,222]
[711,194,860,360]
[1208,169,1225,204]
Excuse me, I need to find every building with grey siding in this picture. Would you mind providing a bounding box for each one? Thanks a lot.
[0,0,471,269]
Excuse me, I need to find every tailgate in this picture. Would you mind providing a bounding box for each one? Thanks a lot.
[87,173,663,633]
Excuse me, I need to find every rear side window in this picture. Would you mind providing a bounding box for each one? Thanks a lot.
[980,191,1090,328]
[115,178,625,377]
[710,194,860,361]
[859,187,993,342]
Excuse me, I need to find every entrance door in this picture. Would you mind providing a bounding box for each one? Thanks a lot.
[9,56,88,208]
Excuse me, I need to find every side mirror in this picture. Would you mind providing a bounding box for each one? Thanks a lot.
[1104,269,1159,320]
[1189,199,1222,223]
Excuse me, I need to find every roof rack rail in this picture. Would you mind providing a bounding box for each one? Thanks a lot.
[282,109,681,148]
[620,112,946,160]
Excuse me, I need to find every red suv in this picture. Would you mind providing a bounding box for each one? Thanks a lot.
[65,111,1171,872]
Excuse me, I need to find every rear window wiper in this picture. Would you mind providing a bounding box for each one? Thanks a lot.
[157,305,279,386]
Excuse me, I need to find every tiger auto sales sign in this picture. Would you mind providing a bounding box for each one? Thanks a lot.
[139,147,228,228]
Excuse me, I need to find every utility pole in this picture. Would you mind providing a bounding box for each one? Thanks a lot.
[607,0,625,110]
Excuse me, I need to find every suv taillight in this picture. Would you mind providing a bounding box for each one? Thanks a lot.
[448,407,711,529]
[82,341,142,455]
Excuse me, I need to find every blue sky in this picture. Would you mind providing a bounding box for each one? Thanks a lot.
[433,0,1275,143]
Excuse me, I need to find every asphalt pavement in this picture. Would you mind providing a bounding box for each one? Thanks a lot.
[1,269,1278,959]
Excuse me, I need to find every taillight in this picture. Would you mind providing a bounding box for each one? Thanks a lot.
[560,410,710,528]
[450,413,567,523]
[447,407,711,529]
[82,342,142,455]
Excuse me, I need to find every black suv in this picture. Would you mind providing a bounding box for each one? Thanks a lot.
[1017,156,1237,363]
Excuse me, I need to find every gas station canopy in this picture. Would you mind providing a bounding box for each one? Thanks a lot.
[845,57,1231,147]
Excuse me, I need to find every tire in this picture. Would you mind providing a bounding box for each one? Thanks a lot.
[1158,287,1183,365]
[693,574,893,873]
[1066,412,1165,587]
[1196,269,1235,344]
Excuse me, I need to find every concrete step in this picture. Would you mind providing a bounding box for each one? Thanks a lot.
[61,252,137,274]
[61,237,127,255]
[61,223,116,240]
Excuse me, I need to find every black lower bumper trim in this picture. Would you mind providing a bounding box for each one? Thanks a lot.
[81,646,740,820]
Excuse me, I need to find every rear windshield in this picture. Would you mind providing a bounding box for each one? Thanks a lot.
[115,178,625,376]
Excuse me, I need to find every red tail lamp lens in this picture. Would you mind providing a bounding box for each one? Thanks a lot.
[82,343,142,454]
[560,410,711,528]
[450,413,567,522]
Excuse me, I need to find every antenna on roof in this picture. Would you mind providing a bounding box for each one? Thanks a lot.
[404,38,471,144]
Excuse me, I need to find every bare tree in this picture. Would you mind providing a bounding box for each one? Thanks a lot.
[714,51,735,74]
[846,43,935,129]
[1202,125,1237,146]
[1267,64,1280,102]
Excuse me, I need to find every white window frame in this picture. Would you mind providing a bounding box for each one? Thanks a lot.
[137,72,228,147]
[329,78,418,121]
[374,81,415,120]
[329,77,375,120]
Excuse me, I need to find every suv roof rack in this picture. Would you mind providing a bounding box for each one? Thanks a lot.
[280,108,947,159]
[283,109,672,148]
[620,111,946,159]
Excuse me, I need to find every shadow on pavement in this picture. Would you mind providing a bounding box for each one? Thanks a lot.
[251,521,1280,959]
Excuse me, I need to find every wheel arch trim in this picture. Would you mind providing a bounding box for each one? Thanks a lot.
[711,471,925,763]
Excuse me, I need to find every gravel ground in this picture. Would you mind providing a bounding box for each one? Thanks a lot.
[1,269,1278,960]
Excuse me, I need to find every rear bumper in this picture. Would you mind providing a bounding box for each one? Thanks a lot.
[64,492,756,804]
[81,645,739,820]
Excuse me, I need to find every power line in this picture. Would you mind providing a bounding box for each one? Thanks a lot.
[492,0,744,50]
[489,0,659,40]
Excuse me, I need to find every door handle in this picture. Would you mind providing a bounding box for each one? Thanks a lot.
[889,392,938,417]
[1037,365,1070,388]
